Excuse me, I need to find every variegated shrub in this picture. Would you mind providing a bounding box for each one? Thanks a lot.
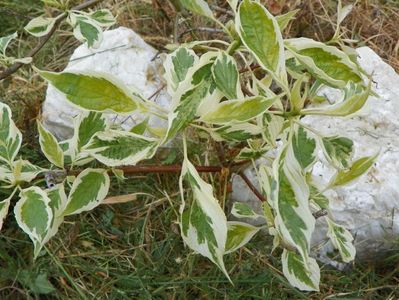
[0,0,376,292]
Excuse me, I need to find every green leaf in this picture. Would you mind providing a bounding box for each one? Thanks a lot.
[211,122,262,142]
[36,69,143,113]
[0,32,17,55]
[63,168,110,216]
[225,221,261,254]
[282,249,320,291]
[322,136,353,169]
[164,47,198,95]
[292,126,316,171]
[14,187,53,258]
[69,13,103,48]
[0,102,22,164]
[236,0,286,81]
[200,96,276,124]
[89,9,116,26]
[179,156,230,281]
[309,185,329,209]
[38,122,64,168]
[272,142,314,260]
[180,0,214,20]
[285,38,362,88]
[29,273,56,295]
[329,154,377,188]
[211,51,242,100]
[327,218,356,263]
[84,130,158,166]
[24,16,56,37]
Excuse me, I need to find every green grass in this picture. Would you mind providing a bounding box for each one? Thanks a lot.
[1,0,399,299]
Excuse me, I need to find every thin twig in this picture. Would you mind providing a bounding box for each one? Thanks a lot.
[238,171,268,203]
[178,27,224,39]
[0,0,103,81]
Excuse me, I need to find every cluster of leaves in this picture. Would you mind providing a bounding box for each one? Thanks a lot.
[0,0,115,68]
[0,0,377,292]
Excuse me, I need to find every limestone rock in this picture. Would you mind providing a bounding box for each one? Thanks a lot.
[42,27,170,140]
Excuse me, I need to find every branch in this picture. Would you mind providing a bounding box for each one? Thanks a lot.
[238,171,268,203]
[111,164,223,175]
[0,0,103,81]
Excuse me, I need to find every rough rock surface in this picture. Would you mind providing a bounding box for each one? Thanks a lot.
[42,27,170,140]
[232,47,399,261]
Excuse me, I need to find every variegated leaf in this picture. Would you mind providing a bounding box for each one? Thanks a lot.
[89,9,116,27]
[68,13,103,48]
[329,154,377,188]
[68,111,108,164]
[285,38,362,88]
[63,168,110,216]
[225,221,261,254]
[309,185,329,210]
[130,117,149,135]
[302,83,371,116]
[43,184,68,244]
[84,130,158,166]
[276,9,299,31]
[171,51,219,109]
[326,218,356,263]
[38,122,64,168]
[164,78,212,142]
[321,136,353,169]
[0,102,22,164]
[36,69,143,113]
[235,146,268,161]
[24,16,56,37]
[282,249,320,291]
[292,126,316,171]
[290,75,308,113]
[164,47,199,96]
[0,189,16,230]
[211,51,242,100]
[75,111,107,151]
[4,159,45,185]
[0,32,17,55]
[231,202,265,221]
[180,0,214,20]
[273,141,315,260]
[211,122,262,142]
[14,187,53,258]
[263,114,285,147]
[227,0,238,11]
[236,0,286,82]
[179,156,230,280]
[200,96,276,124]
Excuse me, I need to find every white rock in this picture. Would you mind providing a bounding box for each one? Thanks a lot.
[42,27,170,140]
[231,47,399,261]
